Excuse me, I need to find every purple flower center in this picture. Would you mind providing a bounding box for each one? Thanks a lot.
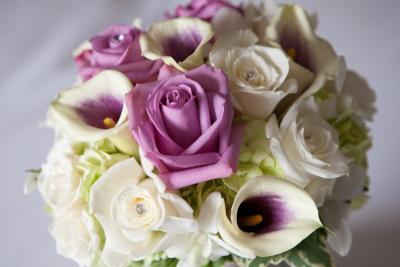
[237,194,291,235]
[75,95,123,129]
[163,30,202,62]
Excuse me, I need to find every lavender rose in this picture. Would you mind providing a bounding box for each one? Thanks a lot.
[74,24,162,83]
[167,0,242,22]
[126,65,243,189]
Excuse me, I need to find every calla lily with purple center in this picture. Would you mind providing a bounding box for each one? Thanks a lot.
[216,176,322,258]
[264,5,346,93]
[49,70,137,155]
[140,18,213,71]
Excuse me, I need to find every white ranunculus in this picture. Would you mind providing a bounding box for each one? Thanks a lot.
[266,97,348,188]
[216,176,322,258]
[90,158,196,267]
[50,209,100,267]
[210,29,313,119]
[38,138,82,212]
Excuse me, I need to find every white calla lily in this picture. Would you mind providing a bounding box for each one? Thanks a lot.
[266,97,348,187]
[140,18,213,71]
[90,158,194,266]
[49,70,137,154]
[264,4,345,93]
[217,176,322,258]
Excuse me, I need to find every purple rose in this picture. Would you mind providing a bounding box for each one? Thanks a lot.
[75,24,162,83]
[126,65,243,189]
[167,0,242,22]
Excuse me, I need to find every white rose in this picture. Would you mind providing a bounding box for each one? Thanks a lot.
[210,29,313,119]
[90,158,196,267]
[38,138,82,212]
[266,97,348,188]
[50,209,100,267]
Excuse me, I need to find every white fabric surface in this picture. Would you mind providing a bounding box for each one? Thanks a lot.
[0,0,399,266]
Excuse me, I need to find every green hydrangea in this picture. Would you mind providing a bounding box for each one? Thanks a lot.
[76,139,130,203]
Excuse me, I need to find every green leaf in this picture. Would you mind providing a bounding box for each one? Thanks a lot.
[285,230,334,267]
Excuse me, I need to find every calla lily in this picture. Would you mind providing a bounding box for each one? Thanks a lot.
[140,18,213,71]
[49,70,137,154]
[264,5,345,93]
[217,176,322,258]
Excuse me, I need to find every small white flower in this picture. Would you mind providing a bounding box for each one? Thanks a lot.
[266,97,348,188]
[164,193,245,267]
[38,138,82,212]
[320,164,367,256]
[50,209,100,267]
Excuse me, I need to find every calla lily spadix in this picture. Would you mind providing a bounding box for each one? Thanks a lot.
[140,17,214,71]
[48,70,138,155]
[216,175,322,258]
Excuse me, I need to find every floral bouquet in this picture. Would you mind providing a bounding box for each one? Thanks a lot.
[26,0,376,266]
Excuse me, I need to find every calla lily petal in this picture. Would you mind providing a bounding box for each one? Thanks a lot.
[49,70,134,142]
[217,176,322,258]
[140,18,213,71]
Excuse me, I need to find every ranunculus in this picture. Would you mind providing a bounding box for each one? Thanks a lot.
[50,209,100,267]
[266,97,348,188]
[90,158,196,266]
[74,24,162,83]
[126,65,243,189]
[38,138,82,212]
[210,29,313,119]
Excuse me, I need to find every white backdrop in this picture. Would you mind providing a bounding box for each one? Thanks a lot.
[1,0,399,266]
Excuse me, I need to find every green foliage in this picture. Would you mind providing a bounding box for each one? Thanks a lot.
[285,230,334,267]
[77,139,129,203]
[244,230,333,267]
[181,178,236,216]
